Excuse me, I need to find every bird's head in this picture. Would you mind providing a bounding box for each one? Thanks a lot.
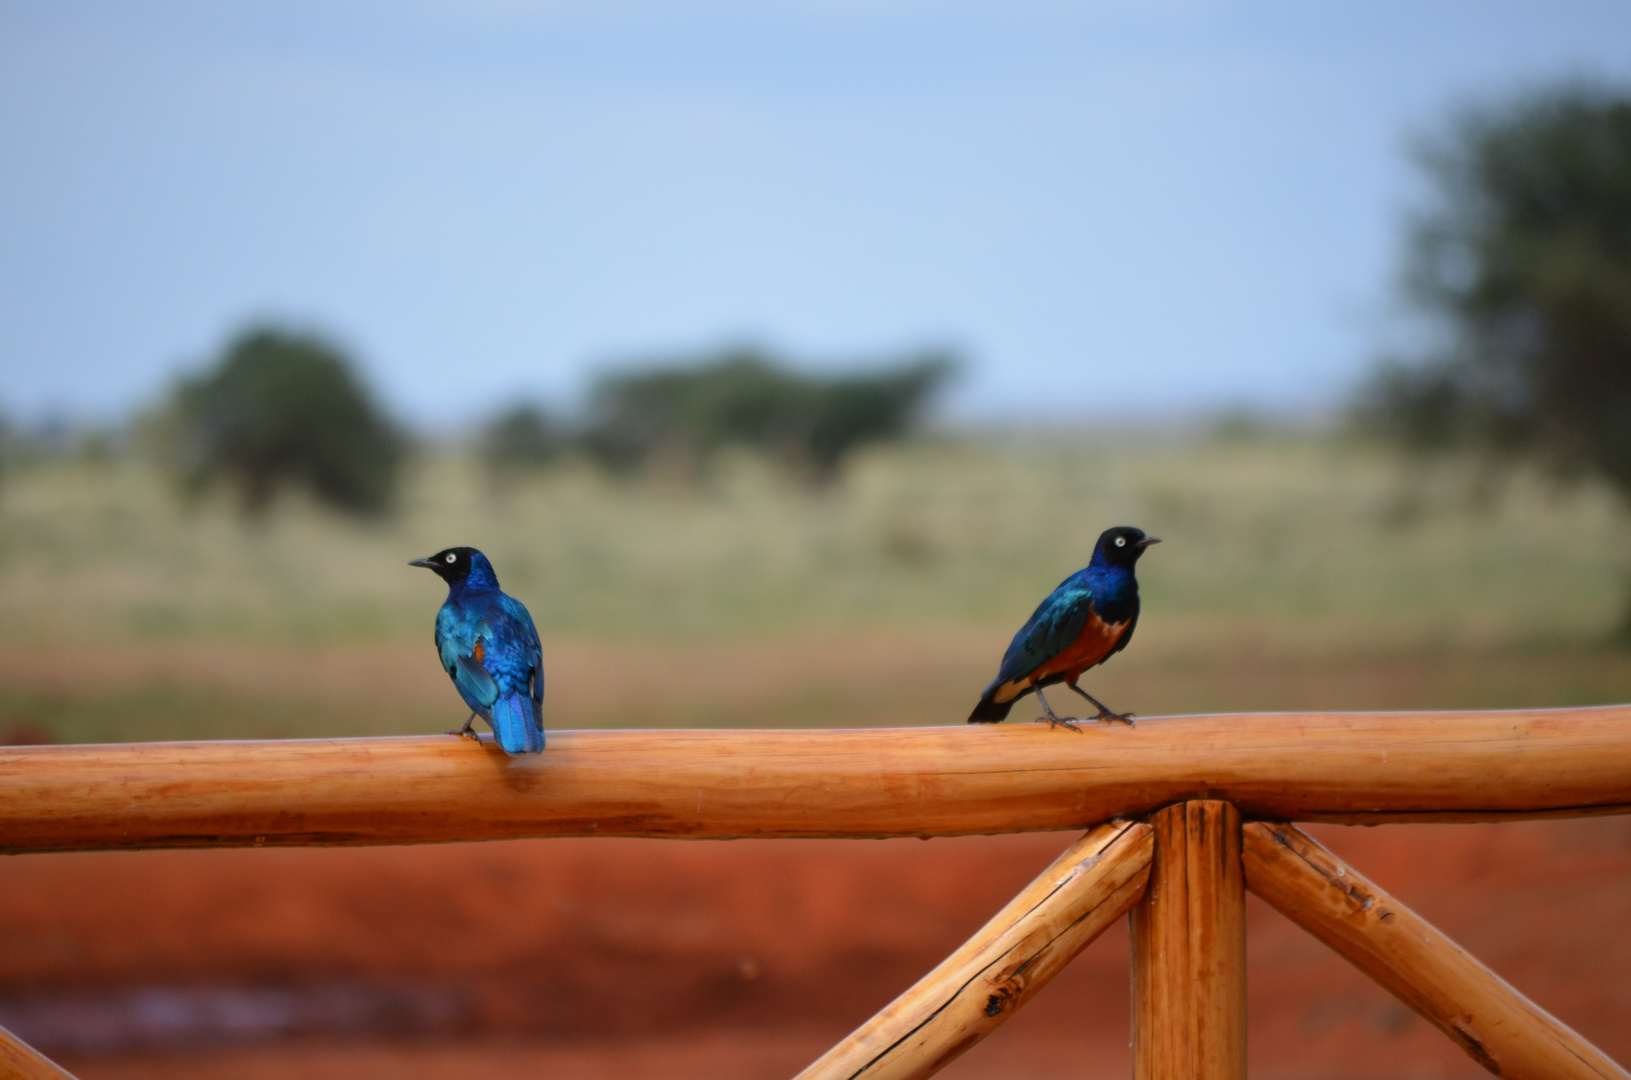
[1096,526,1160,567]
[409,546,497,588]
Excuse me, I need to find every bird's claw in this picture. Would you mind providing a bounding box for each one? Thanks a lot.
[1095,710,1136,726]
[445,726,480,741]
[1036,714,1085,733]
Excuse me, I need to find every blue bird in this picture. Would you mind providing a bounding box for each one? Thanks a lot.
[968,526,1159,731]
[410,547,545,754]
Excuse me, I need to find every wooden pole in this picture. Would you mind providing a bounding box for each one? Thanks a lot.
[3,705,1631,851]
[1242,821,1629,1080]
[0,1023,76,1080]
[1131,801,1246,1080]
[796,820,1152,1080]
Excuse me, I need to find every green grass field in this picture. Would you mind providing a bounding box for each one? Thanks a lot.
[2,430,1628,742]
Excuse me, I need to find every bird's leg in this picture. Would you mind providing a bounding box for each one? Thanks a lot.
[446,712,481,740]
[1033,688,1083,733]
[1068,684,1136,726]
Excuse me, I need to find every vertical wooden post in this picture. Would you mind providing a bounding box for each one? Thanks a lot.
[1131,800,1246,1080]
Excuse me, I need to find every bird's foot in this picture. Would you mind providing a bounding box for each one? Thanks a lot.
[1036,714,1085,733]
[445,716,481,741]
[1094,709,1136,726]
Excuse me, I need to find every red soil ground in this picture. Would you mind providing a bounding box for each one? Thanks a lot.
[1,818,1627,1079]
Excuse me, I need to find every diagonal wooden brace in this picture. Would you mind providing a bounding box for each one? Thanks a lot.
[795,819,1153,1080]
[0,1022,76,1080]
[1243,821,1630,1080]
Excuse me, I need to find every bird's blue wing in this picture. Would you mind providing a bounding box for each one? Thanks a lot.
[485,592,545,753]
[481,593,540,696]
[454,653,499,706]
[496,592,543,701]
[996,579,1093,683]
[436,604,499,711]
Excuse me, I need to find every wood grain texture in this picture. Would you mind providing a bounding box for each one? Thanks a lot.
[796,820,1152,1080]
[1131,801,1246,1080]
[1243,821,1630,1080]
[0,1023,76,1080]
[2,705,1631,851]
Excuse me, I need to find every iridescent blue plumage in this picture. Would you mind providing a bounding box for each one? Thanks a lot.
[969,526,1158,730]
[412,547,544,755]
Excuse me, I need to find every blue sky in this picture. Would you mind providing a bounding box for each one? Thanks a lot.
[2,1,1630,427]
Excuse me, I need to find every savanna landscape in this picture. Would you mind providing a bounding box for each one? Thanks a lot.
[4,431,1629,742]
[10,4,1631,1075]
[3,431,1629,1078]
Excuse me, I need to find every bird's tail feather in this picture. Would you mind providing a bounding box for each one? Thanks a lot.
[492,693,545,755]
[967,688,1014,724]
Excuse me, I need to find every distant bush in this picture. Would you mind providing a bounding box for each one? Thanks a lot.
[581,346,956,484]
[156,327,403,516]
[479,404,565,478]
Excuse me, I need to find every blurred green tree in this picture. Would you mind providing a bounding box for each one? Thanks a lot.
[1359,84,1631,495]
[1357,84,1631,635]
[581,346,956,484]
[157,327,403,516]
[479,404,564,478]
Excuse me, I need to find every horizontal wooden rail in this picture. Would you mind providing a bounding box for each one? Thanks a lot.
[2,706,1630,851]
[1243,822,1629,1080]
[797,821,1152,1080]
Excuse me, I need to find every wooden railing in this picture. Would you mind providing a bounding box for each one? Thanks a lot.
[2,705,1630,1079]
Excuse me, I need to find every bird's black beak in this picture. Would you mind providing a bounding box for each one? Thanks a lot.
[408,558,439,569]
[1136,536,1162,548]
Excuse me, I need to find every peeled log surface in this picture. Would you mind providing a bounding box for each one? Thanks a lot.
[3,706,1631,852]
[1132,802,1246,1080]
[1242,822,1630,1080]
[0,1022,76,1080]
[796,821,1152,1080]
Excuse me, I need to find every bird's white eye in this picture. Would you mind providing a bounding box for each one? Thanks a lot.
[1115,536,1126,547]
[445,552,457,563]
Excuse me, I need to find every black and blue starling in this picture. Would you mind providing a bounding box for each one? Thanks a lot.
[968,525,1159,731]
[411,547,545,755]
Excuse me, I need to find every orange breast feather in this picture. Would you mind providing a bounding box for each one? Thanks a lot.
[1031,611,1128,683]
